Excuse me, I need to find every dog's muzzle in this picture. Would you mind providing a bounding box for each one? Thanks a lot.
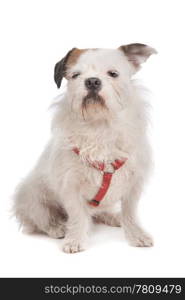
[82,77,105,110]
[82,91,105,107]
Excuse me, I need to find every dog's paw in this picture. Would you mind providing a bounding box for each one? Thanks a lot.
[62,240,85,254]
[129,232,153,247]
[47,224,65,239]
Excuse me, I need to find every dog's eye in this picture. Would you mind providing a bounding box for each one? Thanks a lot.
[72,72,80,79]
[107,70,119,78]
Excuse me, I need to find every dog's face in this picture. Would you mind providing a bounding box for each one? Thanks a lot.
[54,44,156,120]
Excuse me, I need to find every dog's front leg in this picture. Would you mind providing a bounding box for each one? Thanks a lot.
[62,191,90,254]
[121,182,153,247]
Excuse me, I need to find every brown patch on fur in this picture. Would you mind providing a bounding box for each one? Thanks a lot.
[119,43,147,55]
[66,48,99,68]
[67,48,87,68]
[119,43,147,68]
[54,48,99,88]
[119,43,157,68]
[54,48,88,88]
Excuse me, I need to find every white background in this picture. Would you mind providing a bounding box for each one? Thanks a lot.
[0,0,185,277]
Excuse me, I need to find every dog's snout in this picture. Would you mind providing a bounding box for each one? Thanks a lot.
[85,77,102,91]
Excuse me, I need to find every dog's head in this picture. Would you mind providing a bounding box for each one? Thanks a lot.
[54,44,156,120]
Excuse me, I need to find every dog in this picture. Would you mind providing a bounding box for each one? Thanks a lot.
[13,44,157,253]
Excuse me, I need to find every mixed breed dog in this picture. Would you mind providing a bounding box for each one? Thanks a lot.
[13,43,157,253]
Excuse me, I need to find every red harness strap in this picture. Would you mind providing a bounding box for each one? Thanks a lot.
[73,147,127,207]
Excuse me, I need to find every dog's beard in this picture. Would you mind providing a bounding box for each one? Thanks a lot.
[81,92,107,119]
[82,92,105,108]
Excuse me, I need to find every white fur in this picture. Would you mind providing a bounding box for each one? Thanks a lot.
[13,47,155,253]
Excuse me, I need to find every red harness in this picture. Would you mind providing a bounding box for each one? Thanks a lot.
[73,147,127,207]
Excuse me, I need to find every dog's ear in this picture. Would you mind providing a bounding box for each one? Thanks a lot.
[119,43,157,71]
[54,48,77,88]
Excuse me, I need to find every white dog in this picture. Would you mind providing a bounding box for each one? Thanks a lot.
[13,44,157,253]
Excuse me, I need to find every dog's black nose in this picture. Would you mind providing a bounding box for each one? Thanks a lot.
[85,77,102,91]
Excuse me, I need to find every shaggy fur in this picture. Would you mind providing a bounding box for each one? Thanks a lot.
[13,44,157,253]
